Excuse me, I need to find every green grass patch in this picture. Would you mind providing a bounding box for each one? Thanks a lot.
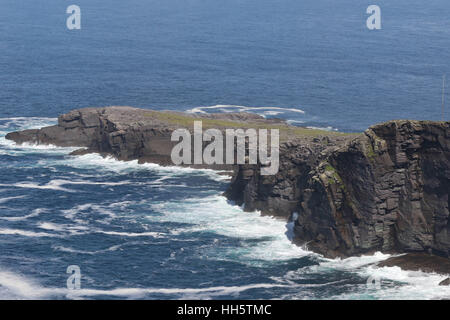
[144,111,358,141]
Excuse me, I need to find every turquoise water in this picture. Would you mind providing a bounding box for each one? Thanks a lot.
[0,0,449,299]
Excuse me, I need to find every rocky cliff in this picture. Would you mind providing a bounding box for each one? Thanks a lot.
[6,107,450,259]
[226,120,450,258]
[6,106,285,169]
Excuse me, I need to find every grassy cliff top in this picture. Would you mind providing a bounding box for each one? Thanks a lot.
[143,110,357,141]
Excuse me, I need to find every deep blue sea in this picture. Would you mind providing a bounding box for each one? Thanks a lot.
[0,0,449,299]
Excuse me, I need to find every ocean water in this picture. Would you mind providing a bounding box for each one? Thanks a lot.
[1,118,449,300]
[0,0,450,299]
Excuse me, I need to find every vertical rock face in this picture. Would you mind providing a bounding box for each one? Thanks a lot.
[4,106,283,169]
[6,107,450,259]
[226,121,450,258]
[5,107,177,164]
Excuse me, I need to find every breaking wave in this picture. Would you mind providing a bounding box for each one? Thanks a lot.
[1,116,449,300]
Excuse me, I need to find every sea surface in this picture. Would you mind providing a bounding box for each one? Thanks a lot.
[0,0,449,299]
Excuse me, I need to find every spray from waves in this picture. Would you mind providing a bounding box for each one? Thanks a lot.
[148,195,311,263]
[285,212,298,242]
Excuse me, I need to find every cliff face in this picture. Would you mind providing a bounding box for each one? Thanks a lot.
[6,107,180,165]
[5,106,274,168]
[6,107,450,259]
[226,120,450,258]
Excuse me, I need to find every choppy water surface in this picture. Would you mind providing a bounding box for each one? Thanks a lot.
[0,118,449,300]
[1,0,450,299]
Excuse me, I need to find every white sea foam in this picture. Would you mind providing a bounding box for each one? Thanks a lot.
[37,220,160,239]
[0,195,26,204]
[0,117,74,157]
[306,125,338,132]
[54,153,229,182]
[187,104,305,115]
[0,137,77,157]
[0,268,292,299]
[95,230,164,238]
[51,244,126,255]
[263,110,283,116]
[0,117,57,131]
[0,270,48,299]
[279,252,450,300]
[149,195,309,262]
[37,222,90,233]
[0,178,133,194]
[0,208,47,221]
[0,180,76,193]
[286,119,306,125]
[0,228,56,238]
[347,264,450,300]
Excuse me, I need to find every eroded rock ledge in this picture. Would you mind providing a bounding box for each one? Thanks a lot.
[6,107,450,263]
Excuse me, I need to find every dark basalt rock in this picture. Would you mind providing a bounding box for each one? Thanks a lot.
[377,253,450,275]
[226,120,450,259]
[440,278,450,286]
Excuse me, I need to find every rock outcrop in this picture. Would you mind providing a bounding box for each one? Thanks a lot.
[377,253,450,275]
[6,107,176,164]
[6,107,450,260]
[227,120,450,258]
[6,106,285,169]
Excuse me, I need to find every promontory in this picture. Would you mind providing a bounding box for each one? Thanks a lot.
[6,106,450,273]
